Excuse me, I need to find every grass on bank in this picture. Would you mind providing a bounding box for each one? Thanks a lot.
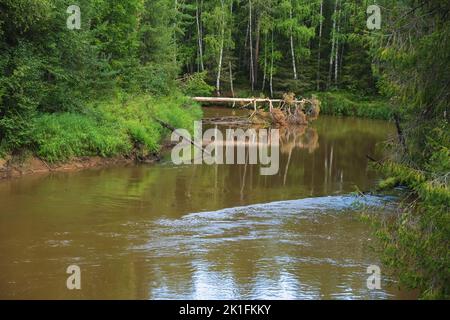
[32,93,202,162]
[314,91,394,120]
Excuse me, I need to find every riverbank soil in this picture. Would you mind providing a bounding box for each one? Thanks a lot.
[0,155,138,179]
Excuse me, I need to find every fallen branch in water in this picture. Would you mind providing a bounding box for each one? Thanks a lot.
[151,116,211,156]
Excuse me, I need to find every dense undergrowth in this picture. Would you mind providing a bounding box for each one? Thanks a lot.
[31,94,201,163]
[315,91,393,120]
[375,162,449,299]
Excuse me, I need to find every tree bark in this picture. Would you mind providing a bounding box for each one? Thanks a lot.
[327,0,338,88]
[173,0,178,64]
[195,0,204,71]
[242,17,250,69]
[229,61,234,98]
[254,16,261,85]
[335,1,340,86]
[339,41,345,81]
[270,28,274,97]
[289,3,297,80]
[216,0,226,96]
[316,0,323,91]
[249,0,255,91]
[262,32,268,92]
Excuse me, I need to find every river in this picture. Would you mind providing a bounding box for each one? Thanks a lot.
[0,107,416,299]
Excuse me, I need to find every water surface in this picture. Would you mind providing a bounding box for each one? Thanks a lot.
[0,108,414,299]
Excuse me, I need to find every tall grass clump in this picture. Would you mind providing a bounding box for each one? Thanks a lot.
[33,113,132,162]
[32,93,202,162]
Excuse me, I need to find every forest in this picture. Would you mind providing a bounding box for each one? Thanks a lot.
[0,0,449,299]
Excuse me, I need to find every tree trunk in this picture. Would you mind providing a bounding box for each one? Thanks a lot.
[316,0,323,91]
[254,16,261,85]
[339,41,345,82]
[216,0,226,96]
[229,61,234,95]
[335,1,340,86]
[270,28,274,97]
[173,0,178,64]
[289,4,297,80]
[242,17,250,69]
[195,0,204,71]
[249,0,255,91]
[327,0,338,88]
[262,32,268,92]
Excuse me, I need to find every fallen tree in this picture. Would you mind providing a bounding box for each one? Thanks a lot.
[194,93,321,127]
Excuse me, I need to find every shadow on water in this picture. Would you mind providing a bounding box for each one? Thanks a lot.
[0,108,417,299]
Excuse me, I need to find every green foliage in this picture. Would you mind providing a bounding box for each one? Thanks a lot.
[0,0,447,301]
[376,161,450,299]
[316,91,393,120]
[33,112,131,162]
[364,2,450,299]
[179,72,214,96]
[33,94,202,162]
[371,1,450,171]
[173,0,378,95]
[0,0,190,155]
[0,43,43,150]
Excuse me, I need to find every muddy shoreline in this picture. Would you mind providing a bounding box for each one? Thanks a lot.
[0,141,174,180]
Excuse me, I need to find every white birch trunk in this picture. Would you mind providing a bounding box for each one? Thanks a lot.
[289,4,297,80]
[335,1,340,86]
[262,32,268,92]
[270,29,274,97]
[196,0,204,71]
[216,0,225,96]
[229,61,234,98]
[249,0,255,91]
[316,0,323,91]
[328,0,338,88]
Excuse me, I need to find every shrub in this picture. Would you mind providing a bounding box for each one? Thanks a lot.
[178,71,214,97]
[375,162,450,299]
[0,43,43,151]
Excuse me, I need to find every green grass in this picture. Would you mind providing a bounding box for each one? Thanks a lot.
[33,113,131,162]
[315,91,394,120]
[32,93,202,162]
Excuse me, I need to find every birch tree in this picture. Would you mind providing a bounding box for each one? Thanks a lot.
[328,0,338,89]
[249,0,255,91]
[279,0,315,81]
[196,0,205,71]
[316,0,323,90]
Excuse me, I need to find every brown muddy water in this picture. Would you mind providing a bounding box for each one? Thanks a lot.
[0,107,416,299]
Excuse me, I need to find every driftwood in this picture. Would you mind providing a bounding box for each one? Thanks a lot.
[193,93,321,127]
